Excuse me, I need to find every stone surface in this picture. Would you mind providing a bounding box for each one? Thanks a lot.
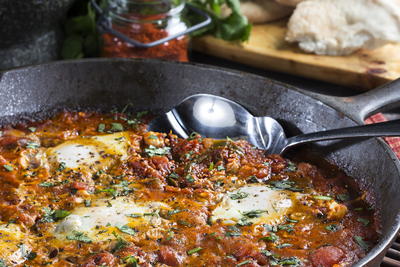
[0,0,75,69]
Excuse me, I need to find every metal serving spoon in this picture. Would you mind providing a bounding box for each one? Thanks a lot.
[148,94,400,154]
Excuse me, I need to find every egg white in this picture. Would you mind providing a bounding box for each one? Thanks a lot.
[46,132,131,174]
[54,198,171,242]
[211,185,297,225]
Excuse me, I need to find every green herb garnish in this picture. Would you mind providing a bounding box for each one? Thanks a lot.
[144,145,170,157]
[3,165,13,172]
[28,127,36,132]
[230,191,249,200]
[66,231,92,243]
[313,195,333,201]
[242,210,265,219]
[98,123,105,132]
[117,225,137,236]
[187,247,203,255]
[57,162,66,172]
[39,182,55,187]
[354,236,371,250]
[260,232,279,242]
[26,142,40,149]
[357,218,370,226]
[237,260,253,266]
[325,224,340,232]
[110,123,124,132]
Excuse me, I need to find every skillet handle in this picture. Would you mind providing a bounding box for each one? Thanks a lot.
[317,78,400,123]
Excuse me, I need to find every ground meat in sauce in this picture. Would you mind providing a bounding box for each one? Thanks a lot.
[0,111,379,267]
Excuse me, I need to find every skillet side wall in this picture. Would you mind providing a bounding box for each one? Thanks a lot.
[0,59,399,266]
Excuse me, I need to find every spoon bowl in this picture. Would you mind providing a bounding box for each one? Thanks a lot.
[148,94,400,154]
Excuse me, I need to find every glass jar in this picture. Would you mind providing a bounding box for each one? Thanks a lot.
[99,0,190,61]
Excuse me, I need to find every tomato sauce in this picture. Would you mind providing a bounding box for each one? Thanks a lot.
[0,111,379,267]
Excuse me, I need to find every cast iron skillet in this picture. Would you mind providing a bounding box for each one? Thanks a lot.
[0,58,399,266]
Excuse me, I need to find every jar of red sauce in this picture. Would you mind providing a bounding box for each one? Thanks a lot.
[92,0,211,62]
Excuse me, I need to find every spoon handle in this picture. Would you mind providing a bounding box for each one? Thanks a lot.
[285,119,400,150]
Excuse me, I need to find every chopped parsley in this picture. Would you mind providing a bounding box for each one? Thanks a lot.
[110,123,124,132]
[117,225,137,236]
[123,255,138,266]
[354,236,371,250]
[168,209,185,216]
[276,243,292,249]
[208,162,214,170]
[271,256,302,266]
[285,161,297,172]
[40,208,70,223]
[28,127,36,132]
[57,162,66,172]
[187,247,202,255]
[229,191,249,200]
[3,164,13,172]
[39,182,55,187]
[217,165,225,171]
[357,218,370,226]
[26,142,40,149]
[66,231,92,243]
[336,193,350,202]
[144,145,170,157]
[313,195,333,201]
[269,180,302,192]
[325,224,340,232]
[260,232,279,242]
[277,224,294,233]
[148,134,158,139]
[84,200,91,207]
[0,259,6,267]
[97,123,105,133]
[186,174,195,183]
[169,172,179,179]
[225,225,241,237]
[237,260,253,266]
[242,210,266,219]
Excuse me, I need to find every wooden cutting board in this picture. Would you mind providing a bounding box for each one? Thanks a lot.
[192,19,400,90]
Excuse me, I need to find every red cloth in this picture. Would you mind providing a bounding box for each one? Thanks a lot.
[365,114,400,158]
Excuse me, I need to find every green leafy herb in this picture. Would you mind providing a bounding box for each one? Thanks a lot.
[117,225,137,236]
[145,145,171,157]
[110,123,124,132]
[276,243,292,249]
[187,247,203,255]
[0,259,6,267]
[269,180,302,192]
[208,162,215,171]
[3,165,13,172]
[261,250,273,257]
[28,127,36,132]
[337,194,350,202]
[148,134,158,139]
[136,111,148,118]
[61,1,102,59]
[186,174,195,183]
[259,232,279,242]
[264,224,278,233]
[168,209,185,216]
[66,231,92,243]
[26,142,40,149]
[84,199,91,207]
[354,236,371,250]
[123,255,138,266]
[217,165,225,171]
[229,191,249,200]
[39,182,55,187]
[57,162,66,172]
[126,213,142,218]
[97,123,105,133]
[285,161,297,172]
[286,217,298,223]
[237,260,253,266]
[325,224,340,232]
[169,172,179,179]
[277,224,294,233]
[274,257,302,266]
[225,225,241,237]
[357,218,370,226]
[165,230,175,241]
[40,208,70,223]
[242,210,265,219]
[313,195,333,201]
